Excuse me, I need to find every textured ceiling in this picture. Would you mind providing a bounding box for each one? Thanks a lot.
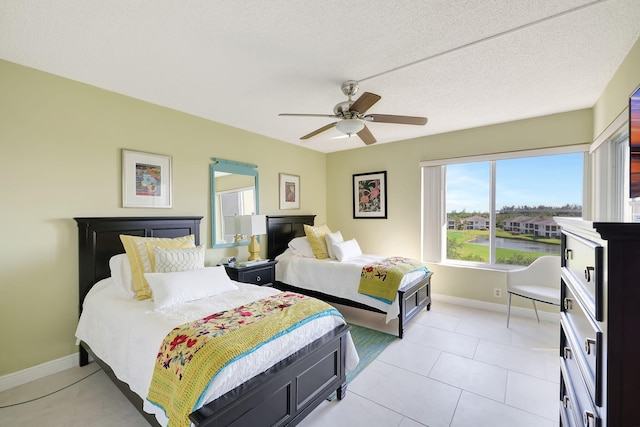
[1,0,639,152]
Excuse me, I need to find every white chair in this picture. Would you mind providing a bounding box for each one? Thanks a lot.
[506,256,561,327]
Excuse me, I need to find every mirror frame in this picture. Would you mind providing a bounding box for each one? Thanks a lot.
[210,158,259,248]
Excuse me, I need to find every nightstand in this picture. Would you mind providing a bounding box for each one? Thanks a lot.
[224,260,278,287]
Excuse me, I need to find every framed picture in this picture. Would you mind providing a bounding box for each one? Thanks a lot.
[122,150,172,208]
[353,171,387,219]
[279,173,300,209]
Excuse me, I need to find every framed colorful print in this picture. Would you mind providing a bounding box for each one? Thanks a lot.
[279,173,300,209]
[122,150,172,208]
[353,171,387,219]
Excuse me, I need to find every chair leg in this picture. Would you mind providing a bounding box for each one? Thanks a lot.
[531,300,540,322]
[506,293,512,328]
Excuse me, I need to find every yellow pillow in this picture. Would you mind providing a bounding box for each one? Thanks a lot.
[120,234,195,300]
[303,224,332,259]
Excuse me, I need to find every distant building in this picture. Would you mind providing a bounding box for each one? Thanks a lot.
[463,215,490,230]
[504,215,560,238]
[503,215,532,233]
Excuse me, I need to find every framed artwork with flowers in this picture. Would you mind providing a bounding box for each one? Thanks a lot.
[353,171,387,219]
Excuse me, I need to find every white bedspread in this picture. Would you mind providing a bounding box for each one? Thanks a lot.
[275,249,427,323]
[75,278,358,427]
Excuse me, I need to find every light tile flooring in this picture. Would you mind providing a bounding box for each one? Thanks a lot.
[0,300,560,427]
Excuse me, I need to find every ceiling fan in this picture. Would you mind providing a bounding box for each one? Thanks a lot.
[279,80,428,145]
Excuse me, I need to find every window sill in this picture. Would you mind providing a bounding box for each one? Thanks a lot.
[425,260,523,272]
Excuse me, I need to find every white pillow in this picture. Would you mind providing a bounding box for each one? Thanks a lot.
[109,253,135,298]
[333,239,362,262]
[144,266,239,310]
[152,245,205,273]
[325,231,344,260]
[287,237,316,258]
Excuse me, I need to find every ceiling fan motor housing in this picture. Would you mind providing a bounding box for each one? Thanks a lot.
[333,100,355,117]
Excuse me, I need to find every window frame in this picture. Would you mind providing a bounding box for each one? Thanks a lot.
[420,144,591,267]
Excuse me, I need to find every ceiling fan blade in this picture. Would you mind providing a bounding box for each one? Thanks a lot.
[279,113,338,118]
[364,114,428,126]
[357,124,377,145]
[300,122,337,140]
[349,92,381,114]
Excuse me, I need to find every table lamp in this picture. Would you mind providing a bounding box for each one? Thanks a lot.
[239,214,267,261]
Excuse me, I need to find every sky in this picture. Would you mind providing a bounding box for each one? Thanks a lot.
[446,152,584,213]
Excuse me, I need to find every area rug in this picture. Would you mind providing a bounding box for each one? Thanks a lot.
[328,323,397,400]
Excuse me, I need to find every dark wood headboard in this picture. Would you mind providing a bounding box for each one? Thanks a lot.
[266,215,315,260]
[74,216,203,312]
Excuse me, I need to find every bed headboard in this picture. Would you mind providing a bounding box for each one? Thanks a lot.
[74,216,203,312]
[266,215,315,260]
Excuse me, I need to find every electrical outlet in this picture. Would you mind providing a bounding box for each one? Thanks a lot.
[493,288,502,298]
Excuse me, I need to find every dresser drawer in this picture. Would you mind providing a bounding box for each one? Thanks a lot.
[561,280,603,406]
[238,265,274,286]
[560,363,600,427]
[561,230,603,321]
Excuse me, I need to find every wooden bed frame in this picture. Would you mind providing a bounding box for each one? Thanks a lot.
[266,215,432,339]
[75,216,350,427]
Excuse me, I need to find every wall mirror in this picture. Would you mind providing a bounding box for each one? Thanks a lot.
[210,158,259,247]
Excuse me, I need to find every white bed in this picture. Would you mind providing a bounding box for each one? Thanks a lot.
[75,276,358,427]
[266,215,432,339]
[276,249,427,323]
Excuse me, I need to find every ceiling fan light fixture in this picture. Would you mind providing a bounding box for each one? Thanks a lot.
[335,118,364,136]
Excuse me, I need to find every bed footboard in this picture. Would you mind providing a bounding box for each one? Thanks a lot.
[190,324,350,427]
[276,272,433,339]
[397,272,432,338]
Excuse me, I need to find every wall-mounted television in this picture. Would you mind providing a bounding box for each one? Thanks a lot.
[630,84,640,199]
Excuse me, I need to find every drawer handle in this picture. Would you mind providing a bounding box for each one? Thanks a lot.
[563,297,573,311]
[563,347,572,359]
[564,248,573,260]
[562,395,570,408]
[256,276,262,282]
[584,266,595,282]
[583,410,595,427]
[584,338,596,355]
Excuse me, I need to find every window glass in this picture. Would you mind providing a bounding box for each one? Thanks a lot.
[446,162,490,262]
[444,153,582,265]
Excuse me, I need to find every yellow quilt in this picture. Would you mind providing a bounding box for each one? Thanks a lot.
[359,257,429,304]
[147,292,339,427]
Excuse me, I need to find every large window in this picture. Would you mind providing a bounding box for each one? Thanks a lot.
[422,146,587,266]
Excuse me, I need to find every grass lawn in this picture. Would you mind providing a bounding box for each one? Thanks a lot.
[447,229,560,265]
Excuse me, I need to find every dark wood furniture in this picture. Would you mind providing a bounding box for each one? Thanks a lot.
[557,218,640,427]
[266,215,432,338]
[224,260,278,286]
[74,216,350,427]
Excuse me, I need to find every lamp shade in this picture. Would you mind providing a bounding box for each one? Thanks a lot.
[335,118,364,135]
[239,214,267,236]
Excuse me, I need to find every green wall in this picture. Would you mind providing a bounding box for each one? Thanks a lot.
[0,59,326,375]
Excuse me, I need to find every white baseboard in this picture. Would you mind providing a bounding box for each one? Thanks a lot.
[0,353,78,393]
[431,293,560,322]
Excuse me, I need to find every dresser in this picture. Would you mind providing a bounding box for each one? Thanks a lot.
[224,260,278,286]
[556,218,640,427]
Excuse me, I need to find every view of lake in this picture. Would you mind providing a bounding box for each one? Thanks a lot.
[469,235,560,254]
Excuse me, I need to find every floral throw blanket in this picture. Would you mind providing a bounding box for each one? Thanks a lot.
[147,292,340,427]
[359,257,429,304]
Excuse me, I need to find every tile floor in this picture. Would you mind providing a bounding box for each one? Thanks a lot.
[0,300,560,427]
